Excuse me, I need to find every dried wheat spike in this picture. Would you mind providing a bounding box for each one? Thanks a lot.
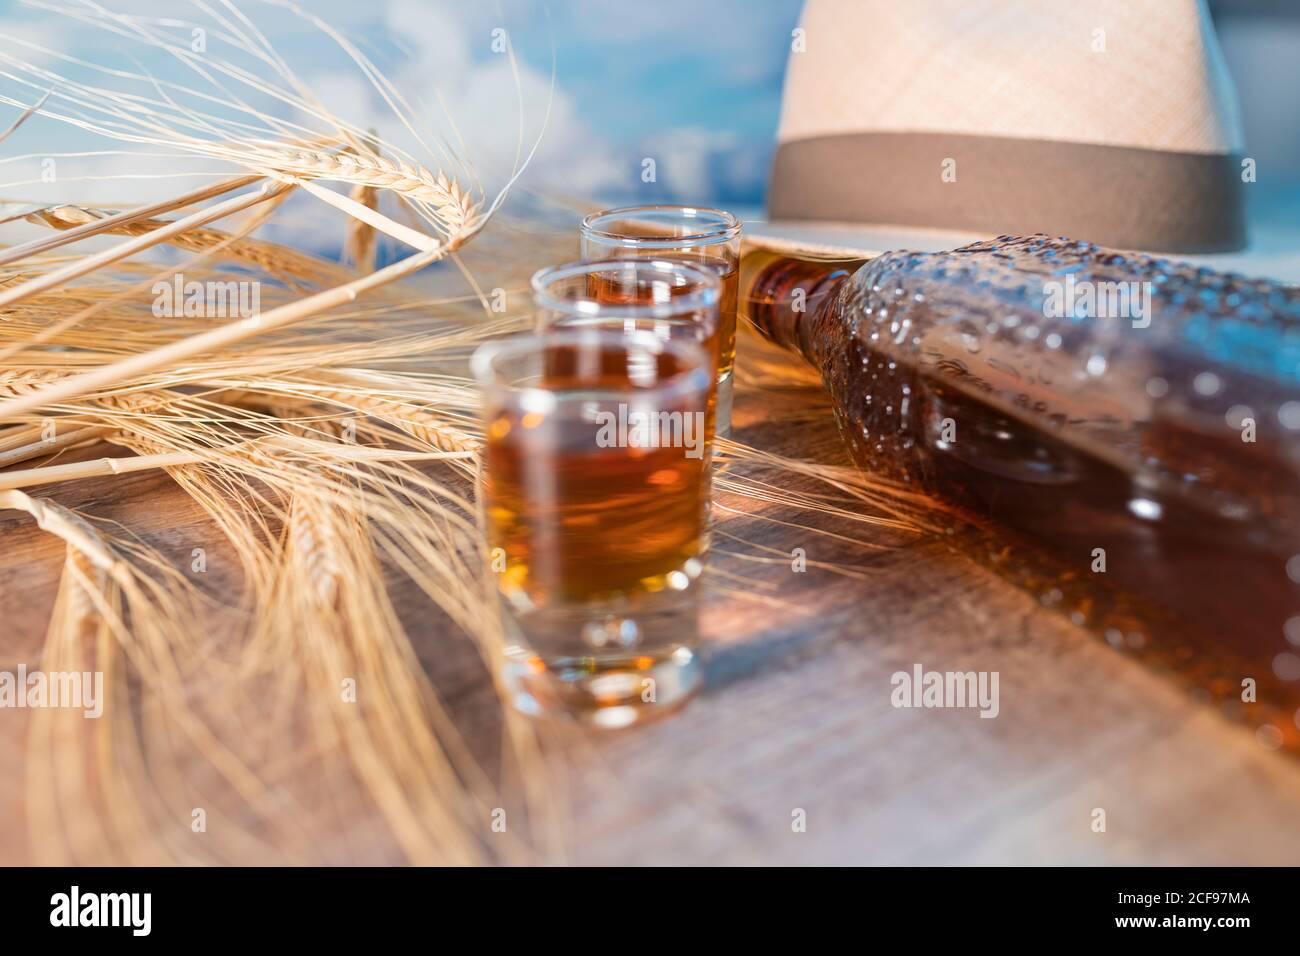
[26,205,336,285]
[0,368,71,398]
[312,389,481,453]
[241,146,477,233]
[66,546,108,632]
[289,494,342,610]
[260,400,355,443]
[0,490,122,579]
[94,391,170,414]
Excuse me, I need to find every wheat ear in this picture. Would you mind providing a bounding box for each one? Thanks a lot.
[310,389,482,454]
[24,205,343,287]
[0,181,294,313]
[0,368,73,397]
[0,174,265,269]
[288,493,343,610]
[240,146,476,232]
[0,490,125,581]
[0,240,457,422]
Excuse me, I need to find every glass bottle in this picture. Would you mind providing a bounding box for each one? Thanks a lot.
[741,234,1300,750]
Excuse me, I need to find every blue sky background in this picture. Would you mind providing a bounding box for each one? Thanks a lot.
[535,0,801,206]
[0,0,1296,235]
[0,0,802,217]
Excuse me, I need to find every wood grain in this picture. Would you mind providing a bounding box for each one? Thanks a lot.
[2,329,1299,866]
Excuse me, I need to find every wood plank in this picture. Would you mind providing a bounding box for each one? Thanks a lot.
[2,314,1299,866]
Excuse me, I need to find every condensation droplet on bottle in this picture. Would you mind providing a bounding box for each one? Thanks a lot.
[1193,371,1222,396]
[1128,497,1163,521]
[1284,616,1300,647]
[1225,405,1253,428]
[1273,652,1300,682]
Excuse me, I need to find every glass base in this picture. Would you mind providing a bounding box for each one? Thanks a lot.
[500,642,702,729]
[493,549,704,728]
[715,370,734,438]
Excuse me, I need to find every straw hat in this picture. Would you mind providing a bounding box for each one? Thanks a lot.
[768,0,1247,252]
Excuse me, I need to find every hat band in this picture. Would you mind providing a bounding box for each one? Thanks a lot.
[769,131,1247,254]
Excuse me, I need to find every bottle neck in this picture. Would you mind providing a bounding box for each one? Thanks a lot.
[739,248,863,366]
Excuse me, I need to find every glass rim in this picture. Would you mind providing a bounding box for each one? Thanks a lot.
[471,328,713,406]
[579,204,742,248]
[530,257,720,322]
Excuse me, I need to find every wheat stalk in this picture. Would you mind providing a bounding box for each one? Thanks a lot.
[0,174,265,269]
[0,424,109,469]
[0,90,48,146]
[4,486,293,864]
[0,447,203,491]
[0,181,294,314]
[342,135,381,274]
[344,181,380,275]
[23,204,343,287]
[0,423,44,451]
[0,0,563,864]
[0,240,460,422]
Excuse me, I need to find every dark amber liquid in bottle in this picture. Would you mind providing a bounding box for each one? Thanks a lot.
[742,238,1300,752]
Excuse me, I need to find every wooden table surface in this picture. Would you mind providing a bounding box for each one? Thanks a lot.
[3,258,1299,866]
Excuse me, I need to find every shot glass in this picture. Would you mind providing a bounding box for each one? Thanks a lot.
[580,205,741,436]
[473,329,713,728]
[531,257,722,444]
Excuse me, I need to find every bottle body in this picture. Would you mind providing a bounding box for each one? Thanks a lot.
[742,235,1300,749]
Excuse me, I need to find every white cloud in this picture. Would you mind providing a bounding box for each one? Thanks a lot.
[642,126,739,200]
[0,0,775,252]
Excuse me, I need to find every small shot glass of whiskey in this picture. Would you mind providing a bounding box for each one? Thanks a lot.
[531,257,722,445]
[580,205,741,436]
[472,328,714,728]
